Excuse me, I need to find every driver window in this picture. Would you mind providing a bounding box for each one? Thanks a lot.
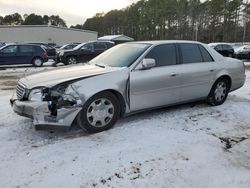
[145,44,177,67]
[2,45,17,53]
[81,43,94,50]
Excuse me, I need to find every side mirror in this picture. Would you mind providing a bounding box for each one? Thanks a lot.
[140,58,156,70]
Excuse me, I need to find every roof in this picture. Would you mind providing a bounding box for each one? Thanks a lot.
[208,42,231,46]
[130,40,205,45]
[0,25,97,34]
[98,35,134,41]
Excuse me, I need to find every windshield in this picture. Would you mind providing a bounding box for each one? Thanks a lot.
[89,43,150,67]
[73,43,86,50]
[59,45,67,50]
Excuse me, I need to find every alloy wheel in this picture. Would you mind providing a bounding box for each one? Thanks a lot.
[214,81,227,102]
[86,98,115,127]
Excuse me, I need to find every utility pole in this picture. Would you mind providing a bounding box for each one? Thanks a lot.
[195,22,198,41]
[243,0,249,44]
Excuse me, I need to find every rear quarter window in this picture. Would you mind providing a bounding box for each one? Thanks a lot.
[34,46,44,52]
[198,45,214,62]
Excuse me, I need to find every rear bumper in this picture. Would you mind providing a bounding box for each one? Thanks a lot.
[47,56,56,61]
[43,57,49,62]
[10,99,81,130]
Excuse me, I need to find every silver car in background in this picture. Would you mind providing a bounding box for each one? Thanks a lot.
[11,40,246,133]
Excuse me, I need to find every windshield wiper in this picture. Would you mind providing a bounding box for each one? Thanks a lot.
[95,63,106,68]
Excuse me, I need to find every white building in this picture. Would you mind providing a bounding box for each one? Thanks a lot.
[0,25,98,46]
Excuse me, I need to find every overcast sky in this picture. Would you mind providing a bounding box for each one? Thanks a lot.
[0,0,139,26]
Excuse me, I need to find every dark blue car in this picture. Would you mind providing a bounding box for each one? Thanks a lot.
[0,44,48,67]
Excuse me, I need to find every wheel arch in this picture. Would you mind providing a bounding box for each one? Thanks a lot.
[89,89,127,118]
[214,75,232,90]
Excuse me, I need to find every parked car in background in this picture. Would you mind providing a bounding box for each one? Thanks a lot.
[59,43,81,50]
[56,43,81,63]
[0,41,6,48]
[0,44,48,66]
[208,43,234,57]
[11,41,245,133]
[58,41,115,65]
[27,42,57,61]
[234,45,250,60]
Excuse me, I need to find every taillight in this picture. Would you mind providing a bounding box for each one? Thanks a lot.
[43,51,48,57]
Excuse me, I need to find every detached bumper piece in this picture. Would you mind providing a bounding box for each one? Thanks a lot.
[11,99,81,130]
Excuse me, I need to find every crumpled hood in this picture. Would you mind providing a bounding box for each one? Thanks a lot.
[19,64,119,89]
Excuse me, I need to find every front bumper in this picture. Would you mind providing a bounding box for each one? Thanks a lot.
[59,55,67,64]
[10,99,81,130]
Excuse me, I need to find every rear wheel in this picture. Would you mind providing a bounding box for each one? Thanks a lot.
[32,57,43,67]
[207,78,230,106]
[77,92,120,133]
[67,56,77,65]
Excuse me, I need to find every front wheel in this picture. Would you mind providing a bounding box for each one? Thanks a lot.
[77,92,120,133]
[67,56,78,65]
[207,78,230,106]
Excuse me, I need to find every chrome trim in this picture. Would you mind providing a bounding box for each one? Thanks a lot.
[16,81,26,100]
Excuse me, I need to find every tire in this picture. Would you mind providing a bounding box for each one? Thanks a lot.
[67,56,78,65]
[32,57,43,67]
[77,92,120,133]
[207,78,230,106]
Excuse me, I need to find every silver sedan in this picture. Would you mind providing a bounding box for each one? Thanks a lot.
[11,41,246,133]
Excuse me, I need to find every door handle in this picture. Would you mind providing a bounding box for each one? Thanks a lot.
[171,73,177,77]
[209,69,215,72]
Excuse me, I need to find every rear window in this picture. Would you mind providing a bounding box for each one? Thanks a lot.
[180,43,203,64]
[20,45,33,53]
[222,45,232,50]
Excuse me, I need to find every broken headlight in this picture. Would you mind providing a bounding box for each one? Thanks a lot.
[42,84,82,116]
[28,88,44,101]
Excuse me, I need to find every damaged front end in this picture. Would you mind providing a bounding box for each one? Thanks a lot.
[11,82,83,129]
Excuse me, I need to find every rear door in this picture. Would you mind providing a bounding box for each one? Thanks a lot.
[17,45,34,64]
[0,45,18,65]
[178,43,216,101]
[130,43,182,111]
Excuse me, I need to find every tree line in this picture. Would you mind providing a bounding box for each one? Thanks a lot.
[1,0,250,43]
[0,13,67,27]
[78,0,250,43]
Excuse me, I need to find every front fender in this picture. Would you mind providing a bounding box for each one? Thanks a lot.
[71,67,130,112]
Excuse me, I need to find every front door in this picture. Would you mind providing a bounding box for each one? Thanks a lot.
[0,45,18,65]
[130,44,182,111]
[79,43,95,62]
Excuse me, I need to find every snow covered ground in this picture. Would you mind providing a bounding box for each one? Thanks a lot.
[0,64,250,188]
